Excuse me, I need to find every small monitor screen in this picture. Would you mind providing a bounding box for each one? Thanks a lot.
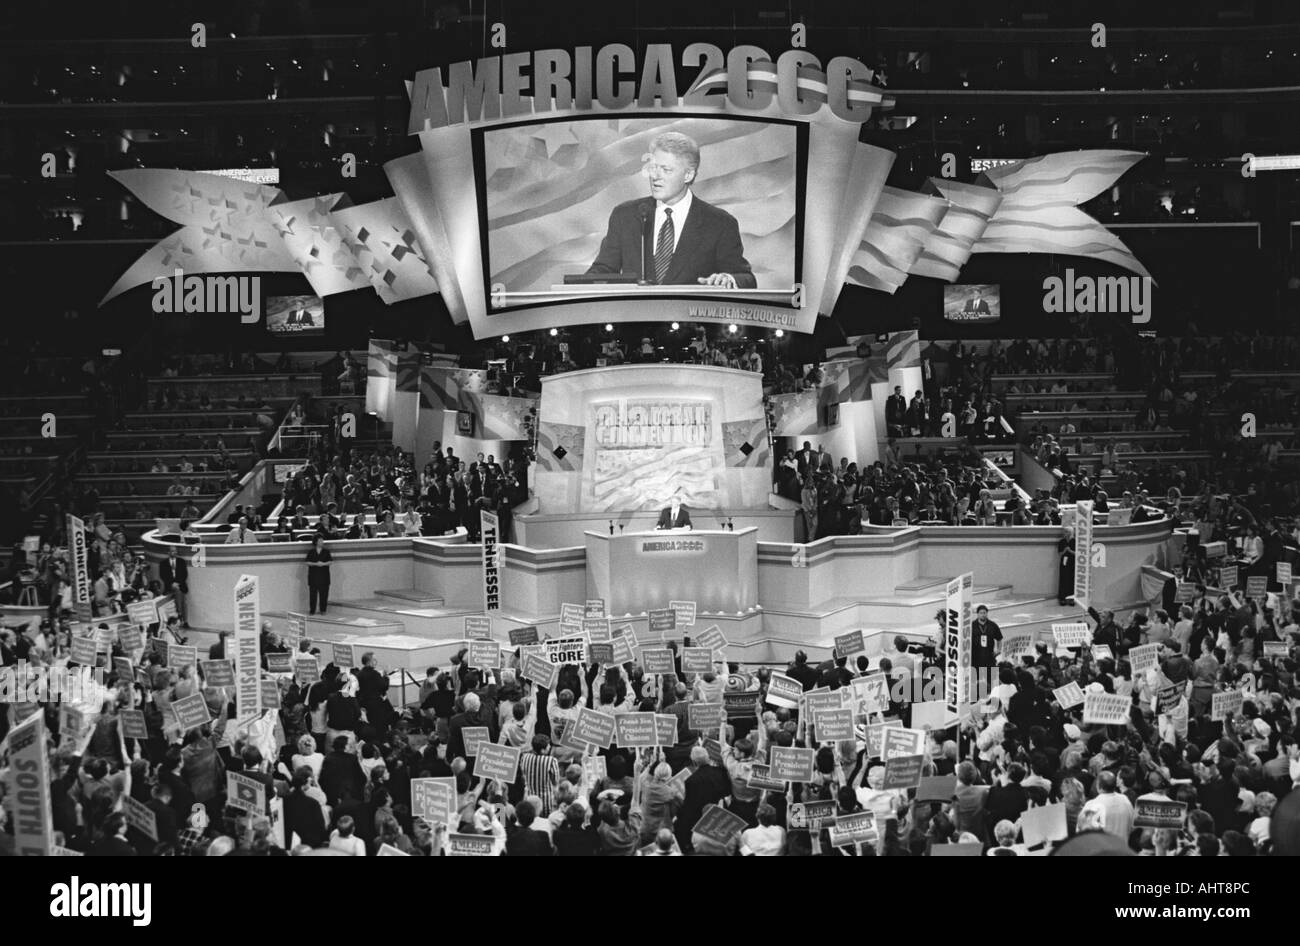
[266,294,325,335]
[943,284,1000,323]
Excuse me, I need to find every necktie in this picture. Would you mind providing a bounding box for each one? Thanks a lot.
[654,207,674,284]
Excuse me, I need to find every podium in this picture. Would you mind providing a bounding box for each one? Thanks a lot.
[584,528,758,618]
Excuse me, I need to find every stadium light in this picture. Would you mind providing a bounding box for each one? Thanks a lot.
[775,329,784,338]
[727,323,738,334]
[549,328,558,337]
[604,323,613,332]
[501,335,509,342]
[670,321,679,330]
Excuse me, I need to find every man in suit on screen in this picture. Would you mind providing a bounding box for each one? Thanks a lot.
[586,132,757,289]
[655,490,693,530]
[962,290,991,316]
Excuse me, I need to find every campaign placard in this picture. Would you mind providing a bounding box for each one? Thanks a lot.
[447,833,496,856]
[265,652,292,673]
[1262,640,1290,658]
[1175,582,1197,603]
[765,671,803,709]
[745,763,787,791]
[127,599,158,628]
[1277,562,1292,585]
[468,640,502,670]
[69,635,98,666]
[1217,564,1238,590]
[795,799,837,833]
[828,811,877,847]
[260,677,282,709]
[1157,683,1184,714]
[1246,576,1268,598]
[669,599,697,628]
[122,795,157,842]
[588,642,615,665]
[768,746,815,783]
[882,727,927,761]
[804,688,846,717]
[1211,690,1244,721]
[682,647,714,674]
[461,726,491,757]
[814,708,855,743]
[1133,799,1188,829]
[544,637,588,666]
[411,777,456,827]
[850,673,891,717]
[560,602,585,626]
[201,659,235,687]
[377,843,409,856]
[1001,635,1035,661]
[520,652,559,689]
[508,625,540,646]
[916,775,957,803]
[724,690,760,719]
[1054,681,1086,709]
[1129,644,1159,676]
[833,630,864,658]
[464,616,493,640]
[655,714,679,746]
[171,692,212,731]
[693,804,746,845]
[584,599,606,618]
[640,647,676,675]
[1021,803,1069,847]
[1083,691,1131,725]
[614,712,659,748]
[227,771,266,815]
[112,656,134,681]
[117,624,144,656]
[881,753,924,790]
[1091,644,1113,663]
[866,719,903,759]
[1051,622,1091,649]
[473,743,521,783]
[693,624,728,653]
[609,628,636,665]
[572,707,616,748]
[150,636,169,665]
[687,702,725,731]
[330,642,354,669]
[294,655,320,687]
[648,608,677,633]
[119,708,148,740]
[167,644,197,671]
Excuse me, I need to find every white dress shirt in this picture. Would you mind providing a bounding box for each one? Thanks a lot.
[653,188,693,258]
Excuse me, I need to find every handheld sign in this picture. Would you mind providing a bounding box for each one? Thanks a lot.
[1211,690,1244,721]
[171,693,212,731]
[614,712,659,748]
[473,743,521,783]
[640,647,676,675]
[584,599,606,618]
[461,726,491,757]
[805,688,847,717]
[583,618,611,643]
[1133,799,1188,829]
[118,624,144,655]
[69,635,98,666]
[724,690,761,720]
[745,763,786,791]
[1129,644,1159,676]
[682,647,714,674]
[882,727,927,761]
[916,775,957,803]
[828,811,877,847]
[411,777,456,828]
[866,719,903,759]
[260,677,282,709]
[508,625,540,646]
[544,637,587,666]
[693,624,728,654]
[648,608,677,634]
[168,644,197,671]
[814,708,855,743]
[447,833,496,856]
[127,599,158,627]
[588,643,615,665]
[331,642,354,669]
[609,630,636,665]
[265,652,292,673]
[851,673,890,717]
[769,746,815,783]
[1262,640,1289,658]
[573,707,617,748]
[294,655,320,687]
[1083,691,1131,726]
[1157,684,1183,714]
[931,842,983,857]
[150,636,170,665]
[764,671,802,709]
[669,600,697,629]
[464,616,493,640]
[687,702,725,731]
[1052,623,1090,649]
[377,843,410,856]
[1091,644,1113,663]
[693,804,746,846]
[227,771,267,815]
[120,709,149,741]
[833,630,865,659]
[468,640,502,670]
[1001,636,1035,661]
[882,753,924,790]
[1021,803,1068,848]
[655,714,679,746]
[560,602,585,628]
[1217,564,1238,590]
[1246,576,1268,599]
[201,659,235,687]
[122,796,158,842]
[520,652,559,690]
[112,656,134,681]
[795,799,837,833]
[1175,582,1197,603]
[1277,562,1292,585]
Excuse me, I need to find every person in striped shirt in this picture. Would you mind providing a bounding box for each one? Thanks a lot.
[519,733,561,814]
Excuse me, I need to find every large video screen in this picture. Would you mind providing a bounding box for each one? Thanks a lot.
[266,294,325,335]
[480,116,798,308]
[942,284,1000,323]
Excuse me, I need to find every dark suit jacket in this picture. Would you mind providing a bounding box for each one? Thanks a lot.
[160,556,188,593]
[285,790,328,848]
[656,505,692,530]
[587,196,757,288]
[505,825,554,856]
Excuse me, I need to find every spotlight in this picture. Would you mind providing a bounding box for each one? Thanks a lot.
[775,329,784,338]
[670,321,680,330]
[604,323,613,332]
[501,334,509,342]
[727,324,738,334]
[549,328,558,337]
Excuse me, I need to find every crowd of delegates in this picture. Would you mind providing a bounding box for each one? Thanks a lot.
[773,444,1038,539]
[1,579,1297,856]
[150,350,363,396]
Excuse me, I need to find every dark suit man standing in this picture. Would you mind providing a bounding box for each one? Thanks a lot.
[962,291,991,315]
[159,548,189,628]
[586,132,756,289]
[885,386,907,437]
[656,492,692,530]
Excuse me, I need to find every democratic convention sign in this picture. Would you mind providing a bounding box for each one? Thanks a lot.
[103,44,1150,341]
